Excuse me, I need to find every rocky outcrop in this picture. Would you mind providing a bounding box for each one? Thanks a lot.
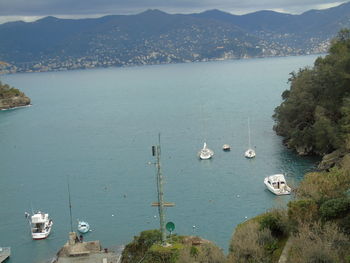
[0,95,31,110]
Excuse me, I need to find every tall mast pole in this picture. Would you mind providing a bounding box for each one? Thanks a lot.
[67,175,73,233]
[156,133,166,245]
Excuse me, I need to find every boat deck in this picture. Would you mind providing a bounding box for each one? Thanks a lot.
[0,247,11,262]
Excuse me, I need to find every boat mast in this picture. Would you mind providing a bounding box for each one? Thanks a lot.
[67,175,73,233]
[248,118,251,149]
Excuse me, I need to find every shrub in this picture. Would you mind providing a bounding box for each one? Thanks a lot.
[296,168,350,203]
[339,214,350,235]
[320,197,350,220]
[259,210,288,238]
[288,199,319,226]
[228,221,277,263]
[288,221,350,263]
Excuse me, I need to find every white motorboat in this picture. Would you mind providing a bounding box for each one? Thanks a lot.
[25,211,53,240]
[77,220,90,233]
[199,142,214,160]
[245,148,256,158]
[264,174,291,195]
[222,144,231,151]
[245,118,256,158]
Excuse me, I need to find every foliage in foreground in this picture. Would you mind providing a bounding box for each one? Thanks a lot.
[121,229,225,263]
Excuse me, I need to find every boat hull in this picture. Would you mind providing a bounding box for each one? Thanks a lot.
[32,228,52,240]
[245,149,255,158]
[77,221,90,233]
[264,177,291,195]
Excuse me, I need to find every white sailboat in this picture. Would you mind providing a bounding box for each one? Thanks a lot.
[198,106,214,160]
[25,211,53,240]
[245,118,256,158]
[199,142,214,160]
[264,174,291,195]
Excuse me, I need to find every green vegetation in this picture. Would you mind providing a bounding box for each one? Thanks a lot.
[228,210,289,263]
[227,30,350,262]
[0,81,24,99]
[0,81,30,110]
[121,229,225,263]
[273,29,350,156]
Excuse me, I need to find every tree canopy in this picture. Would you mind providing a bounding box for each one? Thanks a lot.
[273,29,350,155]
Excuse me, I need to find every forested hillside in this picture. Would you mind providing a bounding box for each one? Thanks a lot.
[273,29,350,157]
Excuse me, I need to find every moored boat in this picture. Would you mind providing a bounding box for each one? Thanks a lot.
[222,144,231,151]
[264,174,291,195]
[245,118,256,158]
[77,221,90,233]
[245,148,256,158]
[199,142,214,160]
[26,211,53,240]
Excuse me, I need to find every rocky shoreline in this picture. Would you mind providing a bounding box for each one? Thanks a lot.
[0,95,31,110]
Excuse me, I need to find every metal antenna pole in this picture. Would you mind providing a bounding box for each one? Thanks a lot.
[151,134,175,245]
[156,133,166,245]
[67,175,73,233]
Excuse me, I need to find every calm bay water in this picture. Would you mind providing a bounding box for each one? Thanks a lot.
[1,56,319,262]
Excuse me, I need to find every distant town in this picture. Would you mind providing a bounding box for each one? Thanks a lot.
[0,40,329,74]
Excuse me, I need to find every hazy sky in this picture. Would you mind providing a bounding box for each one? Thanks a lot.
[0,0,347,24]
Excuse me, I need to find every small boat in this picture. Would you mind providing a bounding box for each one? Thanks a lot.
[199,142,214,160]
[25,211,53,240]
[77,220,90,233]
[245,118,256,158]
[245,148,256,158]
[264,174,291,195]
[222,144,231,151]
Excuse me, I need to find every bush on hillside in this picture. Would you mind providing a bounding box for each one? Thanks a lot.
[296,168,350,203]
[288,222,350,263]
[259,209,289,238]
[121,229,161,263]
[228,221,277,263]
[320,197,350,220]
[288,199,319,227]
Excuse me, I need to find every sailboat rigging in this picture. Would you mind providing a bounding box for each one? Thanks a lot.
[244,118,256,158]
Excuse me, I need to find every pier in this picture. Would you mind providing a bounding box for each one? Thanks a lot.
[0,247,10,262]
[53,232,122,263]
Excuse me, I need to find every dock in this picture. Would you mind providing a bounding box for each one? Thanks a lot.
[52,232,122,263]
[0,247,11,262]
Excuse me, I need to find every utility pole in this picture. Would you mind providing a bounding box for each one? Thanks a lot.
[151,133,175,245]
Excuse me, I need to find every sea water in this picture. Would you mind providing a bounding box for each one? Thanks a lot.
[0,55,319,262]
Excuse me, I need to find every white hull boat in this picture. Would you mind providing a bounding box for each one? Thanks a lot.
[222,144,231,151]
[264,174,291,195]
[245,149,256,158]
[199,142,214,160]
[77,221,90,233]
[26,211,53,240]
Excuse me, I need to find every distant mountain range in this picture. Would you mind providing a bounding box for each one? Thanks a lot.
[1,2,350,73]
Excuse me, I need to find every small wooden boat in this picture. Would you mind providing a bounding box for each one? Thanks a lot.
[222,144,231,151]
